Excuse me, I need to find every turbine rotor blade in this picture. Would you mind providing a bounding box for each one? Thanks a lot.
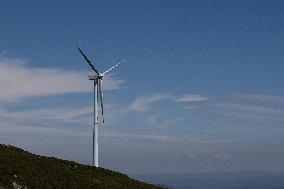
[98,79,104,123]
[96,83,99,120]
[102,59,125,76]
[77,47,100,75]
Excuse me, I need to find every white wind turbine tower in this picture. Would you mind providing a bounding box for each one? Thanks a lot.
[77,47,125,167]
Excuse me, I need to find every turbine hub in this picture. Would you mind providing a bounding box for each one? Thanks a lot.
[88,74,103,80]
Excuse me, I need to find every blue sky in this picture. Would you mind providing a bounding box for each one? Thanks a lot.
[0,0,284,174]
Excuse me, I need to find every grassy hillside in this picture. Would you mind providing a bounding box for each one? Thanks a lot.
[0,144,165,189]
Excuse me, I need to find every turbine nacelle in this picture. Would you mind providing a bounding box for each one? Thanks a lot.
[98,74,104,79]
[88,74,104,80]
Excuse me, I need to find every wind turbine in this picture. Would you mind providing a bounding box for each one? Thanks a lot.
[77,46,124,167]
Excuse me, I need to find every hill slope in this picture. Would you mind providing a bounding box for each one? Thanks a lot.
[0,144,165,189]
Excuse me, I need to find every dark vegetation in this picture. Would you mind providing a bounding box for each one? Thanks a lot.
[0,144,166,189]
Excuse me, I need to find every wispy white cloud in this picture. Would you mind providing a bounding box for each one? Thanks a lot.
[234,94,284,103]
[0,57,124,102]
[103,130,233,144]
[128,93,207,128]
[129,93,208,112]
[176,95,208,102]
[213,103,284,115]
[129,93,173,112]
[0,99,132,134]
[0,124,88,136]
[1,106,92,122]
[146,115,183,128]
[211,109,272,121]
[209,94,284,122]
[103,132,178,142]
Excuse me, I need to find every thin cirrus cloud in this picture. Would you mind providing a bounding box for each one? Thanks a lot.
[0,124,88,136]
[129,93,173,112]
[233,94,284,104]
[213,103,284,115]
[103,132,178,142]
[146,115,184,128]
[0,106,92,122]
[0,57,124,102]
[176,95,208,102]
[129,93,208,112]
[209,94,284,122]
[128,93,208,128]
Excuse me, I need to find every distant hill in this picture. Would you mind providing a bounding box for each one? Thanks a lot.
[0,144,166,189]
